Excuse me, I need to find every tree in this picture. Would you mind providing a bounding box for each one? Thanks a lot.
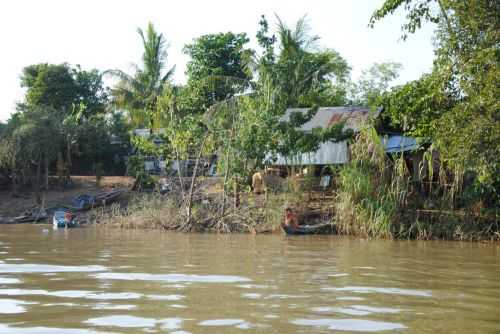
[371,0,500,206]
[183,32,253,113]
[72,66,109,117]
[253,15,352,162]
[20,63,108,117]
[109,22,175,128]
[265,15,351,108]
[350,62,402,108]
[20,64,78,112]
[378,72,454,137]
[0,122,6,138]
[0,107,62,198]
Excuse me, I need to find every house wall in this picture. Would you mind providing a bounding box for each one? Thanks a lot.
[269,140,349,166]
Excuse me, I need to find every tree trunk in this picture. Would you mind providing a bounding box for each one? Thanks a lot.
[11,171,18,197]
[233,178,240,210]
[35,154,42,205]
[44,154,49,190]
[185,133,208,224]
[220,149,231,219]
[66,140,72,185]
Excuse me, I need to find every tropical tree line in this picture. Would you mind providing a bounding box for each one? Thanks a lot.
[1,4,497,213]
[0,15,391,193]
[371,0,499,208]
[0,64,129,199]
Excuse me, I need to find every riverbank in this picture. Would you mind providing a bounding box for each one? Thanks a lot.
[97,184,334,234]
[98,192,498,241]
[0,176,134,221]
[1,175,498,241]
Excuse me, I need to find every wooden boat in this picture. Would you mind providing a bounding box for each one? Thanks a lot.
[66,188,126,211]
[94,188,126,205]
[281,222,334,235]
[70,194,96,211]
[52,209,78,228]
[12,208,48,223]
[0,208,48,224]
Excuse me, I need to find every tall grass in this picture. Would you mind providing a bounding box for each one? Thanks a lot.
[334,127,499,241]
[334,127,409,238]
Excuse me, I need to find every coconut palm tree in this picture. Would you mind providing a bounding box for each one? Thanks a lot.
[273,15,349,107]
[109,22,175,129]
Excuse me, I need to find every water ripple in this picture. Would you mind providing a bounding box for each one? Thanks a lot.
[325,286,432,297]
[0,299,37,313]
[0,263,107,274]
[291,318,407,332]
[93,272,251,283]
[0,325,111,334]
[84,315,184,330]
[0,289,142,300]
[0,276,22,284]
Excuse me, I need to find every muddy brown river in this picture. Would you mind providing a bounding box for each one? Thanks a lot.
[0,225,498,333]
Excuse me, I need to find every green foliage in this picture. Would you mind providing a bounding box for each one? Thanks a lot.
[372,0,500,208]
[335,127,409,238]
[20,63,77,111]
[369,0,440,40]
[350,62,402,108]
[0,122,5,138]
[126,155,155,191]
[109,22,175,128]
[20,63,108,117]
[251,16,353,165]
[256,15,351,108]
[126,155,144,177]
[2,60,124,190]
[378,72,454,137]
[183,32,252,113]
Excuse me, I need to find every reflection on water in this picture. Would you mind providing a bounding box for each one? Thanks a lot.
[290,318,407,332]
[0,324,109,334]
[326,286,433,297]
[93,272,250,283]
[0,299,37,314]
[0,263,106,273]
[0,225,499,333]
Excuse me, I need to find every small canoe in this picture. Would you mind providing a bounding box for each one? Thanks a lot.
[12,208,48,223]
[94,188,126,205]
[281,223,334,235]
[70,194,96,211]
[65,189,126,211]
[52,209,78,228]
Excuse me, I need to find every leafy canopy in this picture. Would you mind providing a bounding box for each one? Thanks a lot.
[183,32,253,113]
[109,22,175,128]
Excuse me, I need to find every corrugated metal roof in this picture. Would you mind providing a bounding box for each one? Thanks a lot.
[267,107,371,165]
[283,106,371,132]
[383,135,419,153]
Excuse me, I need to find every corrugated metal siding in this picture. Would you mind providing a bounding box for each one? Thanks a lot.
[268,107,369,165]
[270,141,348,165]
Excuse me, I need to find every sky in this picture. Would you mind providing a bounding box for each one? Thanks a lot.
[0,0,436,121]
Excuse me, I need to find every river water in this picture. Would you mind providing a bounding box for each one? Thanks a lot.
[0,225,498,333]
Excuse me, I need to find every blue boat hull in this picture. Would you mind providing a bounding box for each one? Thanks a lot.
[52,209,78,228]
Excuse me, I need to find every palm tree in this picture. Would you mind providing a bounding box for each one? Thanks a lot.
[108,22,175,129]
[273,15,349,107]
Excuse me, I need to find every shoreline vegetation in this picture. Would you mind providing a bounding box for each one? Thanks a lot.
[1,3,499,241]
[0,171,498,241]
[96,127,498,242]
